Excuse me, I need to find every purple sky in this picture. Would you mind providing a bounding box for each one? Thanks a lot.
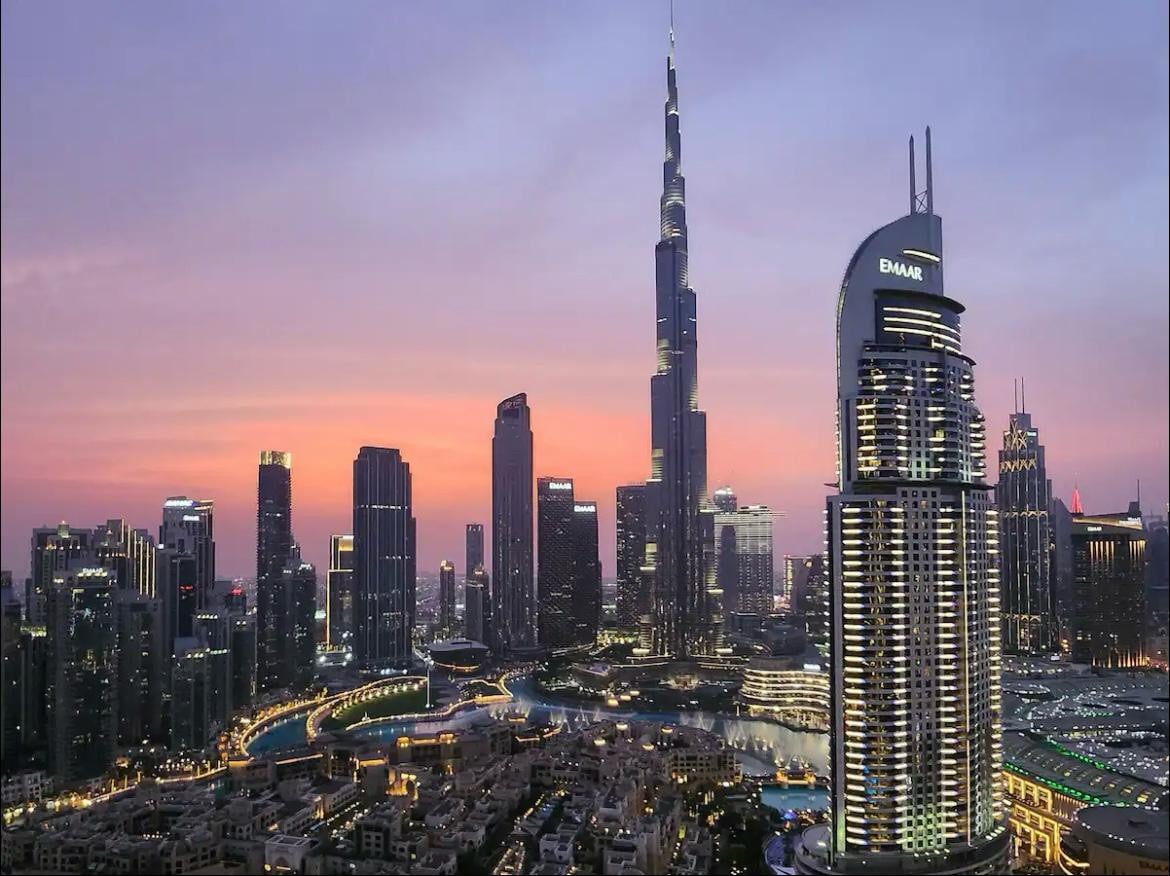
[2,1,1168,582]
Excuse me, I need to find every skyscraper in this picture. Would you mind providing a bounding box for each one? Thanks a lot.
[800,132,1007,875]
[115,590,165,745]
[1071,501,1147,668]
[160,497,215,607]
[327,534,354,647]
[95,519,156,596]
[29,523,94,625]
[465,524,484,580]
[537,477,576,650]
[274,546,317,690]
[996,391,1056,654]
[438,559,456,636]
[465,566,489,644]
[256,451,292,691]
[47,564,118,781]
[643,29,714,659]
[615,484,649,630]
[570,499,601,648]
[492,394,534,654]
[353,447,416,666]
[714,504,775,616]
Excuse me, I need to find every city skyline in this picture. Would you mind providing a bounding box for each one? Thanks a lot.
[2,2,1168,582]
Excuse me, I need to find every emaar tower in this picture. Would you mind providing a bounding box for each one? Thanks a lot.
[797,132,1008,875]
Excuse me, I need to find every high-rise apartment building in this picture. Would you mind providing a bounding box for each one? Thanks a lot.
[353,447,416,666]
[465,566,489,644]
[438,560,456,636]
[996,395,1056,654]
[800,132,1008,874]
[160,497,215,607]
[29,524,94,626]
[642,31,715,659]
[115,590,165,745]
[95,519,156,596]
[1071,501,1147,668]
[714,504,775,617]
[327,534,354,647]
[615,484,649,631]
[492,394,534,654]
[47,564,118,781]
[465,524,484,581]
[256,451,292,691]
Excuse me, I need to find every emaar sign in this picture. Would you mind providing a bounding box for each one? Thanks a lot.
[879,258,924,281]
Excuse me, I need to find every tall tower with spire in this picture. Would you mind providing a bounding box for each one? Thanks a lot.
[996,379,1057,655]
[643,17,716,659]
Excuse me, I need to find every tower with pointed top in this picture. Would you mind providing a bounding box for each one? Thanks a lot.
[996,383,1057,655]
[797,132,1008,875]
[643,20,716,660]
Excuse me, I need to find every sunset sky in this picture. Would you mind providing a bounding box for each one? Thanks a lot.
[2,1,1167,583]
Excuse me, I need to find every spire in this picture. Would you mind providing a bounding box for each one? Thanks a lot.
[660,4,687,242]
[910,127,934,215]
[1071,482,1084,516]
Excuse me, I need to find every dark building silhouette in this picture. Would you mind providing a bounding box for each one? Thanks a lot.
[157,546,197,654]
[115,590,165,745]
[996,397,1057,654]
[327,534,354,647]
[47,565,118,781]
[492,394,535,654]
[1,579,23,766]
[537,478,577,650]
[615,485,649,630]
[465,524,484,582]
[159,498,215,609]
[464,566,489,644]
[570,499,601,647]
[353,447,416,666]
[439,560,456,636]
[256,451,293,691]
[29,524,94,626]
[1071,501,1147,668]
[1050,497,1075,649]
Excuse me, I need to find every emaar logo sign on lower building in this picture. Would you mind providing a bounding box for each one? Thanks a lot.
[879,257,924,281]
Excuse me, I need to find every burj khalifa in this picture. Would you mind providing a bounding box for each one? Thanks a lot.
[644,25,717,659]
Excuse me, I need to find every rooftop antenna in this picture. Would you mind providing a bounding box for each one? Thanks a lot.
[909,135,917,215]
[1013,378,1019,413]
[925,125,934,216]
[669,0,675,57]
[1020,376,1026,413]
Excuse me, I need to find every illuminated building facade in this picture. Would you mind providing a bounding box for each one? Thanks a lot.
[996,397,1057,654]
[277,547,317,690]
[160,496,215,608]
[643,28,716,659]
[492,393,535,654]
[1060,806,1169,876]
[256,451,292,691]
[615,484,649,631]
[714,504,775,616]
[95,518,156,597]
[1071,503,1147,667]
[353,446,416,666]
[327,534,354,647]
[47,565,118,781]
[799,132,1008,875]
[1002,730,1167,869]
[739,655,829,730]
[438,559,456,636]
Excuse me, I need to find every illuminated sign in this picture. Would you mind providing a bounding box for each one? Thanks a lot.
[574,504,597,513]
[164,498,196,508]
[879,258,924,281]
[803,662,822,672]
[1086,526,1102,532]
[182,515,202,522]
[546,481,572,491]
